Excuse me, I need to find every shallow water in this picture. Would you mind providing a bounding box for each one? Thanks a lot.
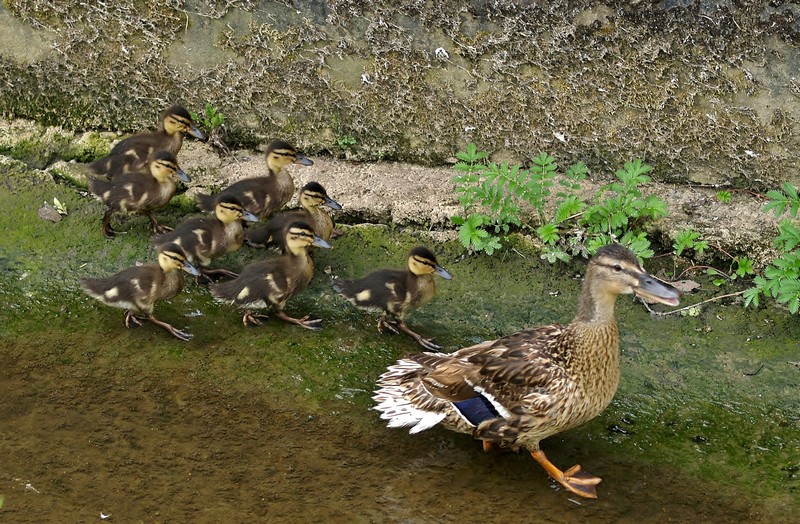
[1,170,798,522]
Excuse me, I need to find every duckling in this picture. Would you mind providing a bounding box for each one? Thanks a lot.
[373,244,680,499]
[333,246,452,351]
[195,140,313,219]
[152,195,258,280]
[90,105,205,178]
[80,242,200,341]
[88,150,190,238]
[245,181,342,250]
[211,221,332,329]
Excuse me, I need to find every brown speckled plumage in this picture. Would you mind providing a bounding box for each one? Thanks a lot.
[373,244,680,498]
[89,105,204,178]
[195,140,313,219]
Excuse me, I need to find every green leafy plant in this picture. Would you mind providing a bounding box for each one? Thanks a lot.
[716,190,732,203]
[336,135,357,150]
[452,145,666,261]
[706,257,755,286]
[191,102,225,131]
[744,183,800,313]
[673,227,709,257]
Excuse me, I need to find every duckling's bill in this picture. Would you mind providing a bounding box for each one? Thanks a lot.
[176,168,191,183]
[295,155,314,166]
[436,265,453,280]
[188,124,206,140]
[181,260,201,276]
[312,236,332,249]
[242,210,259,222]
[324,195,343,210]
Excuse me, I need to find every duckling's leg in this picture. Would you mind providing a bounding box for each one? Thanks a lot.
[102,210,118,238]
[530,449,602,499]
[146,314,192,341]
[200,268,240,279]
[276,310,323,331]
[394,320,442,352]
[147,212,173,234]
[124,310,144,328]
[377,316,399,335]
[242,310,270,327]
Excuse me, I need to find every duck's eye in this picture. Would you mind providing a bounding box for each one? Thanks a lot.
[613,264,622,272]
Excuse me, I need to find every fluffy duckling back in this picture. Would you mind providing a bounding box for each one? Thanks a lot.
[80,242,200,341]
[245,181,342,251]
[333,246,452,351]
[211,221,332,329]
[88,150,190,238]
[195,140,313,219]
[152,195,258,280]
[373,244,680,499]
[90,105,205,178]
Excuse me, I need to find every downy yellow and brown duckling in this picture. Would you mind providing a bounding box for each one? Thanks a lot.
[89,105,205,178]
[333,246,453,351]
[152,195,258,281]
[210,221,332,329]
[244,181,342,250]
[373,244,680,499]
[80,242,200,341]
[195,140,313,219]
[88,150,190,238]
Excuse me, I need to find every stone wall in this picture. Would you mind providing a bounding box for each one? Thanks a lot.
[0,1,798,188]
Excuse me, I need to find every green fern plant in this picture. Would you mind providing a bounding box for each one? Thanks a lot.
[744,183,800,313]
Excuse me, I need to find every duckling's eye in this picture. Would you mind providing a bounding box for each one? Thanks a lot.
[613,264,622,272]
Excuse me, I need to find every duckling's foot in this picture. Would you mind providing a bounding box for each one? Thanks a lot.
[124,311,144,328]
[147,314,192,341]
[152,223,173,234]
[377,318,400,335]
[277,311,323,331]
[530,450,601,499]
[242,310,269,327]
[395,320,442,352]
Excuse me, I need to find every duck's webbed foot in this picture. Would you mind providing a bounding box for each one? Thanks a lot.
[277,311,323,331]
[242,310,269,327]
[530,449,602,499]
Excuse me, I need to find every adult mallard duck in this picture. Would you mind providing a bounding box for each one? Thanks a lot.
[90,105,205,178]
[245,181,342,251]
[195,140,313,219]
[333,246,452,351]
[80,242,200,341]
[373,244,680,498]
[152,195,258,280]
[88,150,190,238]
[210,221,332,329]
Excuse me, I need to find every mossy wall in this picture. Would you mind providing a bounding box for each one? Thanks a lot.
[0,1,798,188]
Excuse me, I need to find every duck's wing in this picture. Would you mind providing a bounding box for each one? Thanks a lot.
[374,326,571,441]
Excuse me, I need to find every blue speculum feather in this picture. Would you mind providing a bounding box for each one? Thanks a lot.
[453,395,501,426]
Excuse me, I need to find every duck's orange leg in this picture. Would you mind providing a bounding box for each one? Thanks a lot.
[530,449,602,499]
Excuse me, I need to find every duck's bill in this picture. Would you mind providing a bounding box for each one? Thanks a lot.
[635,274,680,306]
[242,210,259,222]
[324,196,343,210]
[312,236,332,249]
[295,155,314,166]
[182,260,201,276]
[188,125,206,140]
[435,266,453,280]
[176,168,191,183]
